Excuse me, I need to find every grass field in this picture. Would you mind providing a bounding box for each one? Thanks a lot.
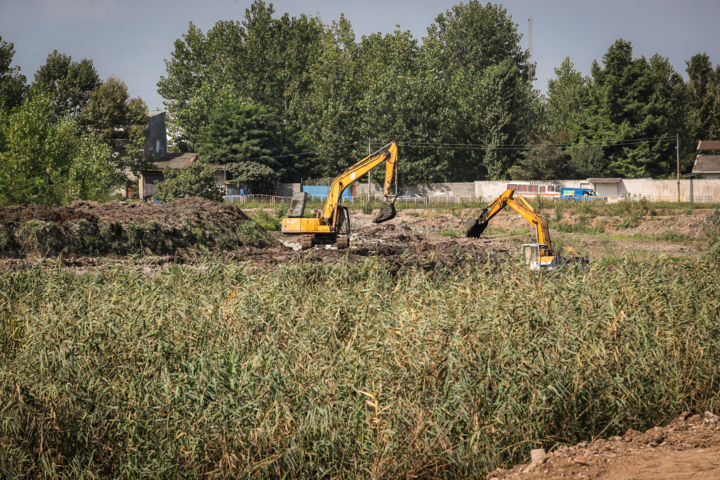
[2,255,720,478]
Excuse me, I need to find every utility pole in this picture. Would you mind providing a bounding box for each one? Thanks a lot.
[528,14,533,141]
[676,133,681,203]
[368,138,372,200]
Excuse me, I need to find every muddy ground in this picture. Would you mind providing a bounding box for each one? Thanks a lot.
[488,411,720,480]
[0,202,711,272]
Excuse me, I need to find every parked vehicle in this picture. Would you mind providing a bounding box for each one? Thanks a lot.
[557,188,604,203]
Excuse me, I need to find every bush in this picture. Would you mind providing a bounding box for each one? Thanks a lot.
[253,210,281,231]
[156,162,224,202]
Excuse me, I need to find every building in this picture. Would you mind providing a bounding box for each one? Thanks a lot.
[691,141,720,179]
[145,111,167,159]
[691,156,720,179]
[587,178,622,196]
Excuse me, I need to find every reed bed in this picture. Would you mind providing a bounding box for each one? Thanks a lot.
[1,258,719,479]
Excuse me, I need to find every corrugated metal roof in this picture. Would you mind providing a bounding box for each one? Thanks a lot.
[587,178,622,184]
[697,140,720,151]
[693,155,720,173]
[144,152,197,171]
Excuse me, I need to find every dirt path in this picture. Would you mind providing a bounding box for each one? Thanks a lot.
[488,412,720,480]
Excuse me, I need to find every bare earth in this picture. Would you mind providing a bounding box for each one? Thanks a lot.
[488,412,720,480]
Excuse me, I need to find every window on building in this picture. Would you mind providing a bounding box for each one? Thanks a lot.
[540,186,546,193]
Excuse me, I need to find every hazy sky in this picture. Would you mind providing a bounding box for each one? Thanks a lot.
[2,0,720,110]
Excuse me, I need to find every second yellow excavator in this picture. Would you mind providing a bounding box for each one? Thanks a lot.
[281,141,399,249]
[465,188,588,270]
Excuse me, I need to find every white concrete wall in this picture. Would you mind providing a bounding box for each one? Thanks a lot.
[619,178,720,202]
[474,178,720,202]
[595,183,618,197]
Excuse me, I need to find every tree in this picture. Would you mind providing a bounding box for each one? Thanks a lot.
[478,60,527,180]
[509,146,572,180]
[571,40,684,178]
[225,161,278,193]
[0,92,116,205]
[686,53,720,146]
[0,37,26,113]
[424,1,528,78]
[568,146,607,178]
[32,50,100,118]
[544,58,587,143]
[157,1,324,151]
[197,101,310,189]
[80,77,149,178]
[155,161,224,202]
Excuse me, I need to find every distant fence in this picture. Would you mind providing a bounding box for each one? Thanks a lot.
[224,192,720,205]
[603,194,720,203]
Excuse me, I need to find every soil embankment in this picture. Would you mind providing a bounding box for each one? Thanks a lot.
[488,412,720,479]
[0,197,274,258]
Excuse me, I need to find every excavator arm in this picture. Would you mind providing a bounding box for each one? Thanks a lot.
[320,141,399,227]
[466,188,554,255]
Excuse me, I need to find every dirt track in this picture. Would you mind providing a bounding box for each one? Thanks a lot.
[488,412,720,480]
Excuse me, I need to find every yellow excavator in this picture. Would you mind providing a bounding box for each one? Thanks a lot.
[281,141,399,250]
[465,188,588,270]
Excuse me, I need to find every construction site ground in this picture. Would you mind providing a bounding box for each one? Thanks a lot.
[488,412,720,480]
[0,204,711,273]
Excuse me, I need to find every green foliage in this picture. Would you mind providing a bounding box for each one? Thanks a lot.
[686,54,720,153]
[510,146,572,180]
[544,58,586,144]
[80,77,149,178]
[1,260,719,477]
[32,50,100,118]
[570,40,685,178]
[197,101,310,190]
[0,93,118,205]
[157,1,324,151]
[162,1,533,182]
[252,210,281,231]
[155,161,224,203]
[0,36,26,113]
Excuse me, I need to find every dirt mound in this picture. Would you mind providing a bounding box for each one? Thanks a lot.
[0,198,274,258]
[489,411,720,479]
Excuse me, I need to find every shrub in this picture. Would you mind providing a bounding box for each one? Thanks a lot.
[155,162,225,202]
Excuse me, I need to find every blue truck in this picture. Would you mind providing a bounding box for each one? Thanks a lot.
[558,187,604,203]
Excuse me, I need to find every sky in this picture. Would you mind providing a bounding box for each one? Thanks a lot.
[2,0,720,111]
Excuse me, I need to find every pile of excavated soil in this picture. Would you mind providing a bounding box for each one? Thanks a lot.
[489,411,720,479]
[0,198,274,258]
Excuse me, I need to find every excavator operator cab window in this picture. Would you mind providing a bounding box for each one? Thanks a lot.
[522,244,540,266]
[287,192,307,218]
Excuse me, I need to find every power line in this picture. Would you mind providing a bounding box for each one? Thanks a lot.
[369,136,677,151]
[230,142,360,161]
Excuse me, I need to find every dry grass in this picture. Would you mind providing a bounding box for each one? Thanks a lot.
[1,257,719,478]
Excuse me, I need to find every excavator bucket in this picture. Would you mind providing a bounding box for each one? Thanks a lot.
[465,208,489,238]
[373,201,397,223]
[465,218,489,238]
